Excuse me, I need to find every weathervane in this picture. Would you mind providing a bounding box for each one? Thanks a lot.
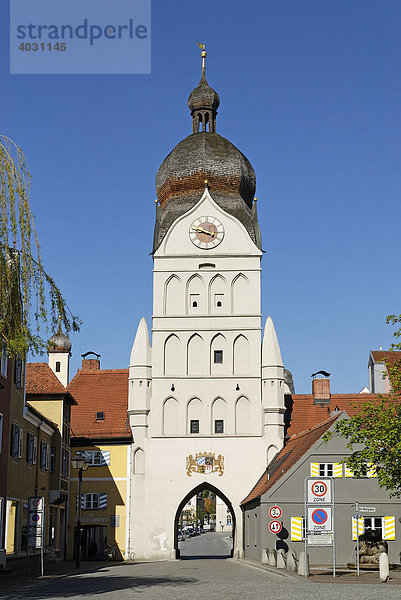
[196,42,207,74]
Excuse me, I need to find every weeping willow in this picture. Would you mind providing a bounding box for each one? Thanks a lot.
[0,135,80,356]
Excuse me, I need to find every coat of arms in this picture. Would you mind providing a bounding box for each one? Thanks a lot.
[186,452,224,477]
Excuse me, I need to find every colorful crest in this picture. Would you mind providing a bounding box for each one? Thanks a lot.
[186,452,224,477]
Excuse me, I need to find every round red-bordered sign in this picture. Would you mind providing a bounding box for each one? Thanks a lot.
[269,506,282,519]
[311,480,328,497]
[269,520,282,534]
[311,509,328,524]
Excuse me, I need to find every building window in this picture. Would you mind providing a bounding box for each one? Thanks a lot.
[62,448,69,476]
[1,342,7,377]
[14,357,23,389]
[55,361,61,372]
[10,424,22,458]
[319,463,334,477]
[214,350,223,364]
[190,420,199,434]
[363,517,383,539]
[0,413,3,453]
[50,447,56,472]
[84,493,99,510]
[215,420,224,434]
[96,412,105,420]
[81,450,110,466]
[26,432,37,464]
[40,441,48,470]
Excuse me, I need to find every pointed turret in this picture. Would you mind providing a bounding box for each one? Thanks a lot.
[261,316,285,462]
[128,318,152,444]
[47,318,71,387]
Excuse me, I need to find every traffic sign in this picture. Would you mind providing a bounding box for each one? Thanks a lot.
[307,507,332,532]
[307,478,332,503]
[269,520,282,534]
[269,506,282,519]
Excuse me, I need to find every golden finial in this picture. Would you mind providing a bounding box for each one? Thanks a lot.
[196,42,207,74]
[204,179,208,185]
[254,197,258,203]
[154,198,158,204]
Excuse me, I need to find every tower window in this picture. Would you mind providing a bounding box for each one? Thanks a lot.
[215,420,224,434]
[192,301,197,308]
[214,350,223,364]
[217,301,222,307]
[55,361,61,373]
[96,412,105,420]
[190,420,199,434]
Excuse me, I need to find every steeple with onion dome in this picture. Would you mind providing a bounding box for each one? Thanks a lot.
[47,317,71,387]
[153,45,261,252]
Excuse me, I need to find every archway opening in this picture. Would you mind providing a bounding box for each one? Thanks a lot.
[174,483,235,560]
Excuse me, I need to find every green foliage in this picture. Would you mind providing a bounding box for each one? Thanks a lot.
[0,135,80,356]
[325,315,401,497]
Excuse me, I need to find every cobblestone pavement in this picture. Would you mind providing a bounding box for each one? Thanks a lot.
[0,534,399,600]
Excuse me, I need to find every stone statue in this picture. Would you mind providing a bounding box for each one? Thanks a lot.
[358,528,388,564]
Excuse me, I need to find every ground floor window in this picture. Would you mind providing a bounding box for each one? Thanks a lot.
[363,517,383,538]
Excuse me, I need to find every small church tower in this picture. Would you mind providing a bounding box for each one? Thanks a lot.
[47,322,71,387]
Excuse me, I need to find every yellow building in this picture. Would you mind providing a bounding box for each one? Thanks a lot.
[4,360,76,562]
[67,355,132,560]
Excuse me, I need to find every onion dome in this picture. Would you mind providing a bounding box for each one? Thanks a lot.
[47,323,71,354]
[153,46,260,252]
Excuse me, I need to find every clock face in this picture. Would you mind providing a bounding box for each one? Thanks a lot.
[189,216,225,249]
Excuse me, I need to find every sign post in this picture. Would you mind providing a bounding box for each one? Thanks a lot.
[28,496,45,576]
[304,477,335,578]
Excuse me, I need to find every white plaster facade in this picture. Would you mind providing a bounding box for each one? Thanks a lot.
[127,188,287,560]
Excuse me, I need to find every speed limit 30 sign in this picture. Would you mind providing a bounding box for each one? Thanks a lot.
[307,478,332,503]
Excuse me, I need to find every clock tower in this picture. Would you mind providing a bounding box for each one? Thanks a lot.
[128,50,289,561]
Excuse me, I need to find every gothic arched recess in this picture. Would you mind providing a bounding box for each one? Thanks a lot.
[173,482,236,559]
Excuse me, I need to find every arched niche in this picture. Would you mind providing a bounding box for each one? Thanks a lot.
[233,334,249,375]
[187,274,205,314]
[163,397,178,435]
[187,334,205,376]
[235,396,250,434]
[267,444,279,465]
[209,274,228,314]
[210,333,227,376]
[232,273,250,314]
[164,334,181,376]
[133,448,145,474]
[211,397,226,434]
[164,275,183,315]
[187,397,202,433]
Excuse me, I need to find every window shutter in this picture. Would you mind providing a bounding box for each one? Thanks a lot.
[352,516,364,540]
[383,516,395,541]
[33,437,38,464]
[99,493,107,509]
[345,465,354,478]
[101,451,111,466]
[334,463,343,478]
[367,464,377,478]
[290,517,303,541]
[310,463,319,477]
[76,494,85,509]
[18,427,23,458]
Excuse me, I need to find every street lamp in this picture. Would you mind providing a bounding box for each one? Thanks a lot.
[71,453,90,568]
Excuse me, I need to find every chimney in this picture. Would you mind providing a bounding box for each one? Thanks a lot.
[312,378,330,405]
[81,352,101,372]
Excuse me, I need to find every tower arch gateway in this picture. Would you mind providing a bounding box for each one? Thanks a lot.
[127,50,287,561]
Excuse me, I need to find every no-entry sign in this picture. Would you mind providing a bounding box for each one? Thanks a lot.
[307,478,332,503]
[269,520,282,534]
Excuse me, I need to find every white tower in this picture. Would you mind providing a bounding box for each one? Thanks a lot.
[128,50,287,561]
[47,325,71,387]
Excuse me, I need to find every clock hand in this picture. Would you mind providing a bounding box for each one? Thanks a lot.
[191,226,215,237]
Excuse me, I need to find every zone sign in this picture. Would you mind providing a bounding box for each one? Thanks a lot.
[307,478,332,504]
[269,520,282,534]
[269,506,282,519]
[307,507,333,533]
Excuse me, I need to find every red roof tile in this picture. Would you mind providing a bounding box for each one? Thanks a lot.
[68,369,131,440]
[242,415,340,505]
[26,363,70,395]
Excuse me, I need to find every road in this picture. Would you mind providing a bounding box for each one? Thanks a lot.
[179,531,232,558]
[0,534,399,600]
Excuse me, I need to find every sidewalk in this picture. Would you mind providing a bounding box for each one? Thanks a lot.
[0,559,124,593]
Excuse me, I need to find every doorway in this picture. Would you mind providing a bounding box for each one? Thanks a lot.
[174,483,236,559]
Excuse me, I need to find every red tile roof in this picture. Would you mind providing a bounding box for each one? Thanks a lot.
[242,414,340,505]
[26,363,76,403]
[371,350,401,365]
[286,393,380,437]
[68,369,131,440]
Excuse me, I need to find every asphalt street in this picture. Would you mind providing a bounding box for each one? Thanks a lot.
[0,533,399,600]
[179,531,233,558]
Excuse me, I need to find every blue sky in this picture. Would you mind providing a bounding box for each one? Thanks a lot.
[2,1,401,393]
